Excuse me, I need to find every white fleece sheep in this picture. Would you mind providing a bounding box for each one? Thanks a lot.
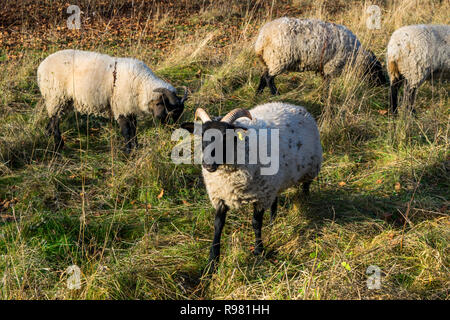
[203,103,322,211]
[255,17,386,94]
[387,24,450,113]
[182,102,322,266]
[37,49,186,152]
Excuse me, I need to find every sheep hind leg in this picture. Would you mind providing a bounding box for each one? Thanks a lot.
[269,197,278,223]
[46,115,64,151]
[208,200,228,272]
[252,205,265,255]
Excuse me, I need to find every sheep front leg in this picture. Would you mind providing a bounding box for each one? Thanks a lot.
[389,78,403,114]
[256,70,269,94]
[256,71,279,95]
[208,200,228,270]
[118,115,136,154]
[46,115,64,151]
[270,197,278,223]
[267,74,279,95]
[322,75,331,102]
[252,205,265,255]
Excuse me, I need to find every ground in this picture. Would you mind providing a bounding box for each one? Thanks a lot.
[0,0,448,299]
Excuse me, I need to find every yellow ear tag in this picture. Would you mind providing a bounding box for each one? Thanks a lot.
[237,131,244,141]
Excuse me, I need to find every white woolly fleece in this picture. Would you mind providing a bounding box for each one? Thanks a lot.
[255,17,375,77]
[37,49,175,120]
[202,102,322,211]
[386,24,450,87]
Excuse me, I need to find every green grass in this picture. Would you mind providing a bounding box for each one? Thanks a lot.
[0,0,449,300]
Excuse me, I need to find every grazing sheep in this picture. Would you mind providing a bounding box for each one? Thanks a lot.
[37,49,187,152]
[387,24,450,113]
[181,103,322,269]
[255,17,387,95]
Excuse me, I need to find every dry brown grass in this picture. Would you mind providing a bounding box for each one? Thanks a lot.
[0,0,448,300]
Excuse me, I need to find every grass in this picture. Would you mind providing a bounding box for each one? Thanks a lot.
[0,0,449,299]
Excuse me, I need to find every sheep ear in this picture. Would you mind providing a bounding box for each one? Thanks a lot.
[181,122,195,133]
[154,88,178,105]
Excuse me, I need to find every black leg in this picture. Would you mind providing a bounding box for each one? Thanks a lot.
[118,115,135,153]
[256,70,268,94]
[390,78,402,114]
[302,181,311,196]
[270,197,278,223]
[252,204,265,255]
[268,74,279,95]
[46,115,64,151]
[208,200,228,270]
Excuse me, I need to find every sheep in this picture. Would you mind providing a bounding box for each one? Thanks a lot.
[181,102,322,269]
[37,49,187,153]
[387,24,450,114]
[254,17,387,95]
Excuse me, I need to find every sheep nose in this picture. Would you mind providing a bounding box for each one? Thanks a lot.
[203,163,218,172]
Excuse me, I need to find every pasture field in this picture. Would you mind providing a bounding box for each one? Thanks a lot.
[0,0,448,299]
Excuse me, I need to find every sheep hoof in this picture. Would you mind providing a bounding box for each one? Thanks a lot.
[253,245,264,256]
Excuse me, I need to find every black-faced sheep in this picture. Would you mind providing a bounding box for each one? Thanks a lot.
[181,103,322,269]
[37,49,188,152]
[255,17,387,95]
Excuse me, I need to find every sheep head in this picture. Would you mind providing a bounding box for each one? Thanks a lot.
[153,87,188,123]
[365,51,388,87]
[181,108,252,172]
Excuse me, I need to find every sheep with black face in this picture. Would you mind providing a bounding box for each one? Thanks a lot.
[181,103,322,269]
[255,17,387,95]
[38,49,187,153]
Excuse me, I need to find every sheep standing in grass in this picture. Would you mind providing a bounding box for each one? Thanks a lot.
[387,24,450,113]
[37,49,187,152]
[181,103,322,269]
[255,17,387,95]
